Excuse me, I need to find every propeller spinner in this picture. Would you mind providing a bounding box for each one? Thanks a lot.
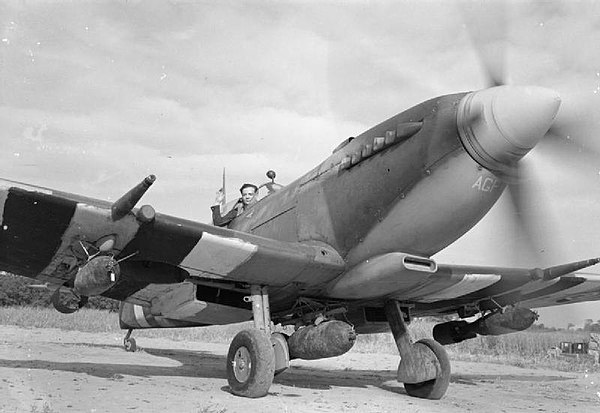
[457,85,561,175]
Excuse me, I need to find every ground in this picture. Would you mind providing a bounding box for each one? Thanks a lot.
[1,325,599,412]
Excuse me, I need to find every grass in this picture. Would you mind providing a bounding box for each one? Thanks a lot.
[0,306,246,342]
[0,306,119,333]
[1,306,598,373]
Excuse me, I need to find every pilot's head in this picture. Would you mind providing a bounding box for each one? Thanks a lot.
[239,183,258,206]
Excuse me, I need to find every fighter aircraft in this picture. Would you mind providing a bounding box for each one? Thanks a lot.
[2,4,600,402]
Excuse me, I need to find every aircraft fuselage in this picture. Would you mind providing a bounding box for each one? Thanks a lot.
[231,92,505,267]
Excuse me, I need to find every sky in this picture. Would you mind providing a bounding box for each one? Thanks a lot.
[2,0,600,328]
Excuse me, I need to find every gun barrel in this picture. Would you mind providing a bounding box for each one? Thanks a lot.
[111,175,156,221]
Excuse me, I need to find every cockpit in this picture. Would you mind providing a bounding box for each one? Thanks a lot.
[212,170,284,226]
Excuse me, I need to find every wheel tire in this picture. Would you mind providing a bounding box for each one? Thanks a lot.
[270,333,290,377]
[226,329,275,398]
[403,338,451,400]
[124,338,137,352]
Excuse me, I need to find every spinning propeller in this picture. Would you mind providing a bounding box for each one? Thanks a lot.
[460,2,599,265]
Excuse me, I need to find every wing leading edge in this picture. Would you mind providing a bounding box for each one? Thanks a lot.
[3,178,600,323]
[0,178,346,303]
[325,251,600,315]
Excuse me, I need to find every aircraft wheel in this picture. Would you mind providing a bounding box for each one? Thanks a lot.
[124,337,137,352]
[271,332,290,376]
[403,338,450,400]
[227,329,275,398]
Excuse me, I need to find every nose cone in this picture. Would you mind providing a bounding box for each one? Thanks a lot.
[458,86,561,172]
[492,86,561,149]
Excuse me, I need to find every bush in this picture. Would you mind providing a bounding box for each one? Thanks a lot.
[0,271,119,311]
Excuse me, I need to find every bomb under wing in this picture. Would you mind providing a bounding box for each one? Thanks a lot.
[287,320,356,360]
[433,307,538,345]
[474,307,538,336]
[73,255,120,297]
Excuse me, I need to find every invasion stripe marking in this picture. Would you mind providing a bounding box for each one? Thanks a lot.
[0,188,8,227]
[118,214,201,266]
[0,189,77,277]
[399,273,465,300]
[125,283,173,307]
[417,273,501,303]
[519,275,600,307]
[0,181,53,227]
[37,202,141,284]
[180,232,258,276]
[510,278,559,297]
[133,304,152,328]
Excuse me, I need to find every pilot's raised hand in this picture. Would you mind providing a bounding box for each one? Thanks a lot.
[214,188,225,206]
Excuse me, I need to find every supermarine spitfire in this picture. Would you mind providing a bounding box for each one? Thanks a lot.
[2,4,600,402]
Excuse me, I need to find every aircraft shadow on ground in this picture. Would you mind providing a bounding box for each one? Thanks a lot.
[451,373,573,384]
[0,343,224,380]
[1,342,568,395]
[0,341,405,394]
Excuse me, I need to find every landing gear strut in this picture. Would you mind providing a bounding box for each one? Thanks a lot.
[385,301,451,399]
[226,286,289,398]
[123,328,137,352]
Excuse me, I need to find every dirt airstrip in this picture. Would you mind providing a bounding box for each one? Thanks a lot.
[1,325,600,412]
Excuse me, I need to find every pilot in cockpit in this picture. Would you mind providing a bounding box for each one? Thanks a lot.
[211,183,257,227]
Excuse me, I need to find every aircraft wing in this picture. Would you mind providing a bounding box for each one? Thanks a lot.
[325,252,600,316]
[3,178,599,325]
[515,273,600,309]
[0,178,346,306]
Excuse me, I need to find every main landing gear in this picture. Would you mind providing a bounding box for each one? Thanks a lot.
[225,290,450,400]
[226,286,290,398]
[385,301,451,399]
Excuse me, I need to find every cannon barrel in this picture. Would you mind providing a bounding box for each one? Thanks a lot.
[111,175,156,221]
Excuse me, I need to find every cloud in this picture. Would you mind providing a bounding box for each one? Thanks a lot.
[3,0,600,328]
[2,2,600,242]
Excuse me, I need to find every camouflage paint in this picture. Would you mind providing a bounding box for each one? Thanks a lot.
[1,89,598,330]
